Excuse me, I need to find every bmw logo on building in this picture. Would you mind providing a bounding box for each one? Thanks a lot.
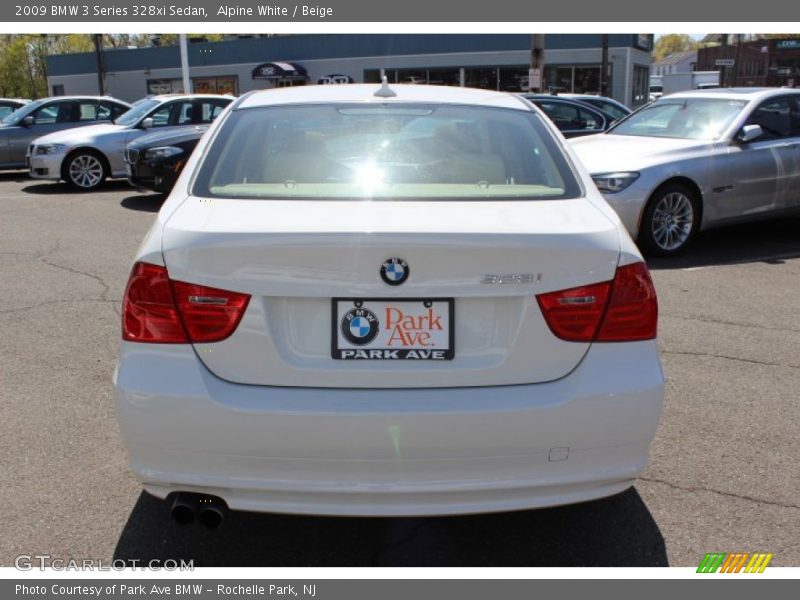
[341,307,380,345]
[380,258,409,286]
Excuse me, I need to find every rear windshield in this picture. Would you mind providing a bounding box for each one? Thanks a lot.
[193,103,582,200]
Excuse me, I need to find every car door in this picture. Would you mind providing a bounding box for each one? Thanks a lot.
[193,98,231,124]
[125,100,188,148]
[785,95,800,208]
[719,95,799,220]
[535,100,606,138]
[8,100,73,163]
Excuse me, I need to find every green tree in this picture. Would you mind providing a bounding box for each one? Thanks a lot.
[653,34,699,61]
[0,34,94,98]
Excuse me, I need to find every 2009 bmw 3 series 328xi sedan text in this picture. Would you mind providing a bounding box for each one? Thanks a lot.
[114,83,665,520]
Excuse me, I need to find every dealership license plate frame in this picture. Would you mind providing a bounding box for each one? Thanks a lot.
[331,298,455,360]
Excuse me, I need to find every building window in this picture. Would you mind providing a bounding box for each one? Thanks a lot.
[51,84,65,96]
[193,76,238,95]
[633,65,650,106]
[147,78,184,94]
[544,64,611,95]
[364,66,525,91]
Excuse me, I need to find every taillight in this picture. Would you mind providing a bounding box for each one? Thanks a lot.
[122,262,250,344]
[537,262,657,343]
[536,281,611,342]
[596,262,658,342]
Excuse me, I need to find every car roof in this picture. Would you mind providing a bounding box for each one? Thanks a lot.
[663,87,800,101]
[521,94,608,113]
[236,84,531,111]
[31,95,130,104]
[148,94,235,101]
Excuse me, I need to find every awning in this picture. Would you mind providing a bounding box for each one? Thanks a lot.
[252,62,308,80]
[317,74,354,84]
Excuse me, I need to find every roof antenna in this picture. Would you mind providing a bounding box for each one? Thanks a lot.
[374,75,397,98]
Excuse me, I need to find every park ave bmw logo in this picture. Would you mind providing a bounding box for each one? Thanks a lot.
[341,307,380,345]
[380,258,409,285]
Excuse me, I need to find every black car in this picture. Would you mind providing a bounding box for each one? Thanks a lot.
[522,95,612,138]
[126,125,208,193]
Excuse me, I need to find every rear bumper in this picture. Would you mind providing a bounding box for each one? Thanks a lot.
[114,341,665,516]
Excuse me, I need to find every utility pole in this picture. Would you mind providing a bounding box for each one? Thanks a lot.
[93,34,105,95]
[179,34,191,93]
[600,34,609,96]
[529,34,545,93]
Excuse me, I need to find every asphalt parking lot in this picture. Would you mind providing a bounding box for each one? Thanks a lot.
[1,171,798,567]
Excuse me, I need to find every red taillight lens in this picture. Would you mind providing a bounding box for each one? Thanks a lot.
[596,262,658,342]
[171,280,250,343]
[537,262,657,343]
[122,262,250,344]
[123,262,188,343]
[536,281,612,342]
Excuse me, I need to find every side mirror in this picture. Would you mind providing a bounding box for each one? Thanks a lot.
[141,117,154,130]
[21,115,34,127]
[737,124,763,143]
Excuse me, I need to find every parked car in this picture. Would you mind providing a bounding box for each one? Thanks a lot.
[522,94,612,137]
[558,94,633,123]
[28,94,233,191]
[0,96,130,170]
[570,88,800,255]
[0,98,31,120]
[126,125,208,193]
[115,83,664,523]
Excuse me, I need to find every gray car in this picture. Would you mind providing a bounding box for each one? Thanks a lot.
[28,94,233,191]
[570,88,800,255]
[0,96,130,169]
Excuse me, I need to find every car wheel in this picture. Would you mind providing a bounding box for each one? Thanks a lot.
[64,150,107,191]
[638,183,700,256]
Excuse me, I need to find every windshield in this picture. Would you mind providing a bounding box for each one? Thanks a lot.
[1,99,44,125]
[609,98,747,140]
[114,98,161,126]
[194,103,582,201]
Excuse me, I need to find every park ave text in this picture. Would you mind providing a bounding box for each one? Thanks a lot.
[16,584,316,597]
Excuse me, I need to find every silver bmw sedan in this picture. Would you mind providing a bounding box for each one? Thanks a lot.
[571,88,800,255]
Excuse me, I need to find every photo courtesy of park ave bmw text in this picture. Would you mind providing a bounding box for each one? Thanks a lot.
[0,0,798,592]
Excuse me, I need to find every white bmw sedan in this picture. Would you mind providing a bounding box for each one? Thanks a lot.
[114,84,664,523]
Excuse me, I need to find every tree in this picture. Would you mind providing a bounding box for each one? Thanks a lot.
[0,34,94,98]
[653,34,699,61]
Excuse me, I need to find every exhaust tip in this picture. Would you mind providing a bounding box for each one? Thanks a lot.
[170,494,197,525]
[197,497,227,529]
[198,506,225,529]
[169,493,228,528]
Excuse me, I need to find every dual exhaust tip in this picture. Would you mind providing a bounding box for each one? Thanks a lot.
[170,492,228,529]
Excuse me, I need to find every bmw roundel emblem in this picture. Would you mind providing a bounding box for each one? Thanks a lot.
[380,258,409,286]
[341,307,380,345]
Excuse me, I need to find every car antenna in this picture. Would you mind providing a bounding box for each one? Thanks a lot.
[374,75,397,98]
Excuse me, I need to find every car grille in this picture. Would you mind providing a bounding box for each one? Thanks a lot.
[125,148,140,164]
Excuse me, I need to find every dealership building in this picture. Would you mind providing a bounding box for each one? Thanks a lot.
[45,34,654,107]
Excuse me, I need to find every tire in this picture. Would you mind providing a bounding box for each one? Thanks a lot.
[638,183,701,256]
[63,150,107,191]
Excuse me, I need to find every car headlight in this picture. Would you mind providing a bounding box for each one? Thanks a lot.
[35,144,66,155]
[591,172,639,194]
[144,146,183,160]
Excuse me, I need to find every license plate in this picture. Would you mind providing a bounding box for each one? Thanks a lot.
[332,298,454,360]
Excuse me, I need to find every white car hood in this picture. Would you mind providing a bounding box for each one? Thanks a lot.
[570,134,715,174]
[33,123,126,145]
